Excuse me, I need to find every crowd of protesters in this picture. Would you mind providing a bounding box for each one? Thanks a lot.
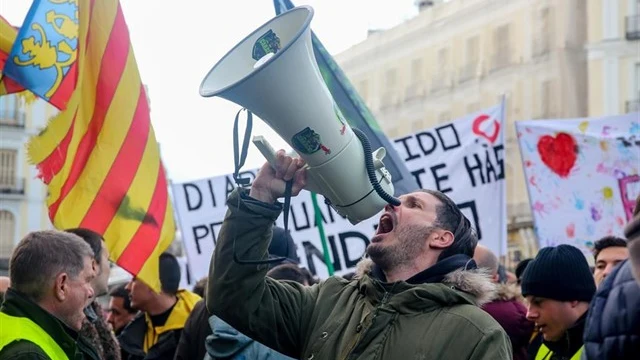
[0,152,638,359]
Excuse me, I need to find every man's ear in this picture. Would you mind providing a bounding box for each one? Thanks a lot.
[54,272,69,301]
[429,230,454,250]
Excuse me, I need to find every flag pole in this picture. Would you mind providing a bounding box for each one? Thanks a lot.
[310,192,334,276]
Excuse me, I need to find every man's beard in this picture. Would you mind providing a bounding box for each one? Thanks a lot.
[366,224,437,272]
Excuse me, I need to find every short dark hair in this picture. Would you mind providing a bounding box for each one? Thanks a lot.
[593,236,627,260]
[420,189,478,261]
[267,263,316,285]
[10,230,94,302]
[65,228,104,264]
[109,284,136,314]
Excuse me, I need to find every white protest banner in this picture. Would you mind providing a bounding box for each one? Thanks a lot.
[392,104,507,257]
[173,103,508,280]
[516,113,640,255]
[171,169,260,282]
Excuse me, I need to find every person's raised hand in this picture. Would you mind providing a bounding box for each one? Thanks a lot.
[249,150,307,203]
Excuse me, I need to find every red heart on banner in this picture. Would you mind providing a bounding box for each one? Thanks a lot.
[472,114,500,144]
[537,132,577,178]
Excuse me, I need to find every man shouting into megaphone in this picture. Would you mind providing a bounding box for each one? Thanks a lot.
[207,150,512,360]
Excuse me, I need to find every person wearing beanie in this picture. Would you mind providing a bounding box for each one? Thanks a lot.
[522,244,596,360]
[118,253,201,360]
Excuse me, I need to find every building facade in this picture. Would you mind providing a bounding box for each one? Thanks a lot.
[0,94,53,269]
[335,0,590,267]
[586,0,640,116]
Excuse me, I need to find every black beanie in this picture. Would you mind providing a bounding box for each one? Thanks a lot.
[521,244,596,302]
[159,252,181,294]
[515,258,533,282]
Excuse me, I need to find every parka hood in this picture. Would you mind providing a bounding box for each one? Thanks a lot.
[354,257,497,308]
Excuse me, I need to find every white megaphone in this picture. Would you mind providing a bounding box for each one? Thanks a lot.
[200,6,396,224]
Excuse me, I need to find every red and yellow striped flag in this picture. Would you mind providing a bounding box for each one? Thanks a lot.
[0,15,26,95]
[27,0,175,292]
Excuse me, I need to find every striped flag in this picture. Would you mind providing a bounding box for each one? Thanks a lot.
[25,0,175,292]
[0,15,26,95]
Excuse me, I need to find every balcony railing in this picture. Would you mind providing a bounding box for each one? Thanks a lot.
[0,177,25,195]
[458,63,477,83]
[0,110,26,128]
[626,99,640,113]
[626,15,640,40]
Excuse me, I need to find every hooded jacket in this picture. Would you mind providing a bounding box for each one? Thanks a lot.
[118,290,200,360]
[207,189,512,360]
[482,284,534,360]
[583,260,640,359]
[204,315,294,360]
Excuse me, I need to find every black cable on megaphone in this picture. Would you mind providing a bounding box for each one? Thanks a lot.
[352,127,401,207]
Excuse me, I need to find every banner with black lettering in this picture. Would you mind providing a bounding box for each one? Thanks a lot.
[392,104,507,258]
[173,104,507,282]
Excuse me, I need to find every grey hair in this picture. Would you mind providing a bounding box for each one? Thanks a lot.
[9,230,94,302]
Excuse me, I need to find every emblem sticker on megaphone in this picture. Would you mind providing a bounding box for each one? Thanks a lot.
[199,6,397,224]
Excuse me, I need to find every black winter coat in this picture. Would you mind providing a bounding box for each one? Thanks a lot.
[583,259,640,359]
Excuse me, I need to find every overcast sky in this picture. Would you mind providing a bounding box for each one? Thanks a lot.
[1,0,417,182]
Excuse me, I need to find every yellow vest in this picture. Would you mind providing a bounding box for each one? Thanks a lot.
[535,343,584,360]
[0,312,69,360]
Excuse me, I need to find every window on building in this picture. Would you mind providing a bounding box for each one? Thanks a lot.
[534,8,552,56]
[0,210,15,259]
[411,58,424,81]
[0,149,17,190]
[384,68,398,89]
[629,62,640,112]
[0,95,19,126]
[494,24,511,69]
[466,37,479,64]
[461,37,480,81]
[438,47,449,70]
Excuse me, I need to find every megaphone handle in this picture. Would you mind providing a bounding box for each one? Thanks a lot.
[252,135,279,167]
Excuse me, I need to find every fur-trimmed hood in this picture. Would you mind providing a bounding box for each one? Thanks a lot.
[354,258,497,307]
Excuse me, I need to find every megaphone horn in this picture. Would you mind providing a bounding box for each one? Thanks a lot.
[200,6,398,224]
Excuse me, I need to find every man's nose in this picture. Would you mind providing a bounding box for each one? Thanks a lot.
[526,307,537,321]
[384,203,396,212]
[87,285,95,300]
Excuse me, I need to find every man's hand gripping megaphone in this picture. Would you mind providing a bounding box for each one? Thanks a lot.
[250,150,307,204]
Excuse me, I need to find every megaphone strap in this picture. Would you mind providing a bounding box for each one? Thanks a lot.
[233,108,253,187]
[230,107,292,266]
